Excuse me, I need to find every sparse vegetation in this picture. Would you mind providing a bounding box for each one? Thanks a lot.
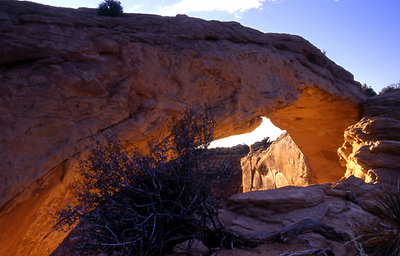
[361,83,377,97]
[250,136,273,152]
[351,184,400,256]
[207,137,274,156]
[208,144,250,155]
[380,81,400,94]
[97,0,123,17]
[52,109,249,255]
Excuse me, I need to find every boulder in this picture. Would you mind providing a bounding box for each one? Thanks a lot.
[241,132,311,192]
[0,1,365,255]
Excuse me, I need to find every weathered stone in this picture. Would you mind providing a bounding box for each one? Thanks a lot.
[338,91,400,183]
[241,132,310,192]
[227,186,326,216]
[216,241,310,256]
[0,1,365,255]
[218,177,378,256]
[268,87,362,183]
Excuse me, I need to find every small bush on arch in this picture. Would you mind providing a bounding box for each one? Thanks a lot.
[97,0,123,17]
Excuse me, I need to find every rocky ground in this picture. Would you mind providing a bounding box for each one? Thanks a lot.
[169,175,385,256]
[215,176,378,256]
[53,175,381,256]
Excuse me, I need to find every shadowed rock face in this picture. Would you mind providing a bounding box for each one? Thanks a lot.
[219,176,379,256]
[338,91,400,183]
[0,0,364,255]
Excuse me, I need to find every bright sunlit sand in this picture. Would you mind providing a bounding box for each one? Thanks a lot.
[209,117,285,148]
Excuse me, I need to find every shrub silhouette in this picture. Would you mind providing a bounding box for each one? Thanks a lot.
[250,136,273,152]
[208,144,250,155]
[52,109,246,255]
[352,185,400,256]
[97,0,123,17]
[380,81,400,94]
[361,83,377,97]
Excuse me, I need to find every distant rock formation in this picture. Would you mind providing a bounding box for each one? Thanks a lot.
[338,91,400,183]
[241,132,311,192]
[0,0,364,255]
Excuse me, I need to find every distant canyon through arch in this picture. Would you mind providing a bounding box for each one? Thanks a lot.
[0,1,367,255]
[209,117,285,148]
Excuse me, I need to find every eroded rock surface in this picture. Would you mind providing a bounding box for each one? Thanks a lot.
[0,1,365,255]
[52,177,380,256]
[338,91,400,183]
[218,176,379,256]
[241,132,310,192]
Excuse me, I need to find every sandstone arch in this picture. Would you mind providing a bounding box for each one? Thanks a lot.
[0,1,365,255]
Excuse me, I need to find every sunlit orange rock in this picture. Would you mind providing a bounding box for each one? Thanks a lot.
[0,0,365,255]
[268,86,362,183]
[241,132,311,192]
[338,91,400,183]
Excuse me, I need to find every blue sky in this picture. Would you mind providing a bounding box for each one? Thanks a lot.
[25,0,400,146]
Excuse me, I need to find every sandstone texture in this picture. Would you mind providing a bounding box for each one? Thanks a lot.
[338,91,400,183]
[51,176,382,256]
[241,132,310,192]
[0,1,365,255]
[218,176,379,256]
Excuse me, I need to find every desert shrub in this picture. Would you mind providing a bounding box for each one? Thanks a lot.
[208,144,250,155]
[250,137,273,152]
[260,137,273,149]
[52,109,246,255]
[361,83,377,97]
[351,185,400,256]
[97,0,123,17]
[380,81,400,94]
[208,136,274,156]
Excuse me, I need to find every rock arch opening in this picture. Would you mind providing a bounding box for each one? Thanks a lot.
[210,117,284,148]
[209,88,361,191]
[207,86,361,189]
[265,87,361,184]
